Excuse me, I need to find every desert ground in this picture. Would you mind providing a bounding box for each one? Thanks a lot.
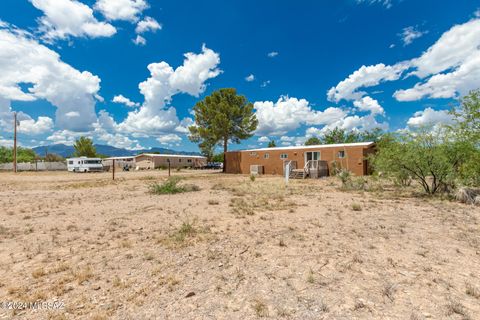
[0,170,479,320]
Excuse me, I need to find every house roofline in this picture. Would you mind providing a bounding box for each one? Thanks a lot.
[233,142,375,153]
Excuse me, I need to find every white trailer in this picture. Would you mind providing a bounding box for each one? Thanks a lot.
[67,157,104,173]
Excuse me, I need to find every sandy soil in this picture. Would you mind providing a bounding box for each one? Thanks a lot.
[0,170,479,320]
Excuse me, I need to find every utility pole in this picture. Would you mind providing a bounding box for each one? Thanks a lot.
[112,159,115,180]
[13,112,17,173]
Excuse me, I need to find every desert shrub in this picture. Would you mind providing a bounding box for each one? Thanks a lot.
[250,174,256,182]
[371,130,469,195]
[149,177,199,194]
[336,168,351,186]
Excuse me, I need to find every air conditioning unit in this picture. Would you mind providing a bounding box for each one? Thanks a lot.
[250,165,264,175]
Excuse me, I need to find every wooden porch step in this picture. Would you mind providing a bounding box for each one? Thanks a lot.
[289,169,307,179]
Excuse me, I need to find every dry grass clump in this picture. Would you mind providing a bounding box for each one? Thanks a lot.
[159,220,210,247]
[227,180,296,216]
[351,203,362,211]
[445,299,471,319]
[149,177,200,195]
[73,265,94,284]
[32,267,46,279]
[455,187,480,205]
[252,298,268,317]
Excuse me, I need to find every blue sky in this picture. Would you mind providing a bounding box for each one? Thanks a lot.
[0,0,479,152]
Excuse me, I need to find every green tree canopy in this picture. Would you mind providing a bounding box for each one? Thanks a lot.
[189,88,258,172]
[267,140,276,148]
[304,137,321,146]
[73,137,97,157]
[450,89,480,142]
[211,153,224,163]
[0,146,36,163]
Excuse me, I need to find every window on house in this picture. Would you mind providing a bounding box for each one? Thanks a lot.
[187,159,192,163]
[338,151,346,158]
[264,153,269,159]
[179,159,182,162]
[250,152,257,156]
[280,154,288,159]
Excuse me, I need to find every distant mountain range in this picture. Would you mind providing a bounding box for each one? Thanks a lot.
[32,144,201,158]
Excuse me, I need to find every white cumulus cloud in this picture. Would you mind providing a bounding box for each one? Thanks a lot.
[394,18,480,101]
[112,94,140,107]
[156,133,182,145]
[118,45,221,135]
[245,74,255,82]
[0,25,101,131]
[30,0,116,41]
[254,96,347,136]
[406,107,454,128]
[95,0,148,22]
[133,35,146,46]
[327,63,408,103]
[353,96,384,115]
[135,16,161,34]
[400,26,427,46]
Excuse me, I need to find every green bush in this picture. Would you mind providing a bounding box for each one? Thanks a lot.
[149,177,200,195]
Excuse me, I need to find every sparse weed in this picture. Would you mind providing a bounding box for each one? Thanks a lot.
[383,282,397,301]
[466,283,480,299]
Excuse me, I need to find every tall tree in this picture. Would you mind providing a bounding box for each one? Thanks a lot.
[73,137,97,157]
[267,140,276,148]
[322,127,359,144]
[304,137,321,146]
[189,88,258,172]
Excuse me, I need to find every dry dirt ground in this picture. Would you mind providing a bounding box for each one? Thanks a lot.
[0,170,479,320]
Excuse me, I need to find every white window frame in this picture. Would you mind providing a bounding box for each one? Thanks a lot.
[264,153,269,159]
[338,150,346,158]
[280,153,288,159]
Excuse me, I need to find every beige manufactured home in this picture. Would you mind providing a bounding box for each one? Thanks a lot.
[134,153,207,170]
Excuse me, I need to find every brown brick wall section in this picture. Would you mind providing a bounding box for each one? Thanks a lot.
[225,145,375,176]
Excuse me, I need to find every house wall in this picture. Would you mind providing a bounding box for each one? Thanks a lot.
[225,145,374,176]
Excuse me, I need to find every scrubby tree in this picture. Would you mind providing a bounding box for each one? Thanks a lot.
[448,90,480,186]
[267,140,276,148]
[44,153,65,162]
[372,126,479,194]
[320,127,384,144]
[450,89,480,141]
[189,88,258,172]
[305,137,321,146]
[73,137,97,157]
